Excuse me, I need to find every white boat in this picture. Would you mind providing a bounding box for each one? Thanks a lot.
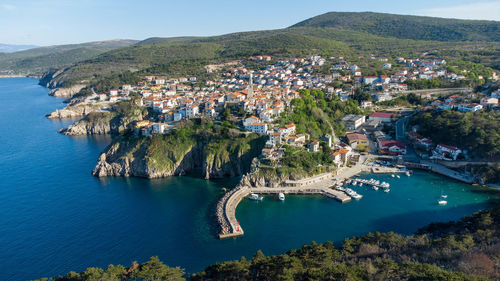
[373,186,379,191]
[278,192,285,201]
[396,175,400,178]
[352,193,363,200]
[249,193,262,201]
[359,183,363,187]
[384,188,390,193]
[406,171,411,177]
[441,195,448,199]
[438,200,448,205]
[352,181,357,186]
[391,174,395,178]
[345,188,362,199]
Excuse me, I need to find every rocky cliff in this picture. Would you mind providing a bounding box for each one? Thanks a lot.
[46,103,102,119]
[92,134,266,179]
[59,106,146,135]
[48,84,86,98]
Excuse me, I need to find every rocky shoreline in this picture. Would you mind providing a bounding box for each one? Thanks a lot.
[92,135,266,180]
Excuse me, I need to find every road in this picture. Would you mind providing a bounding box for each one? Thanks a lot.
[396,87,472,95]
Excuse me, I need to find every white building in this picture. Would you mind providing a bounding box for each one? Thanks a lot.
[186,105,199,119]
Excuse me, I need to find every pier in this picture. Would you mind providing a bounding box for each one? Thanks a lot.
[217,173,351,239]
[349,178,390,189]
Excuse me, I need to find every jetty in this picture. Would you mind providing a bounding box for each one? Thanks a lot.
[217,173,351,239]
[350,178,390,189]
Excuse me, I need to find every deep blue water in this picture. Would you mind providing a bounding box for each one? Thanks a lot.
[0,78,498,281]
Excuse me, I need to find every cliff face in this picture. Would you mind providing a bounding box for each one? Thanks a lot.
[92,135,266,179]
[59,109,145,136]
[39,67,72,89]
[46,103,101,119]
[48,84,86,98]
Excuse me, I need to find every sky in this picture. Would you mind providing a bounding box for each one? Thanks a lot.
[0,0,499,46]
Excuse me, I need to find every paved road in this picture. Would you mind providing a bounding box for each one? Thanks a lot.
[397,87,472,95]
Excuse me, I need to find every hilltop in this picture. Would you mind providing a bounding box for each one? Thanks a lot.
[0,12,499,89]
[292,11,500,42]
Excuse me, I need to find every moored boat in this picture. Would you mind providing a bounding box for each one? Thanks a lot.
[438,200,448,205]
[249,193,263,201]
[278,192,285,201]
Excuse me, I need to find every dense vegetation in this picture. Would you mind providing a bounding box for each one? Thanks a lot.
[292,12,500,42]
[280,89,363,139]
[35,256,184,281]
[37,207,500,280]
[410,110,500,159]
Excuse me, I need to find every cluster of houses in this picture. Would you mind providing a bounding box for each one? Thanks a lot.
[331,57,459,102]
[408,131,462,160]
[92,54,474,130]
[431,93,499,112]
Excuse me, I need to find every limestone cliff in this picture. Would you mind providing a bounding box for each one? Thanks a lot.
[46,103,102,119]
[59,106,146,136]
[92,134,266,179]
[48,84,86,98]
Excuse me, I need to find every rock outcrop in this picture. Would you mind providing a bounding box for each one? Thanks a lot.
[59,111,141,136]
[48,84,86,98]
[92,135,266,179]
[46,103,101,119]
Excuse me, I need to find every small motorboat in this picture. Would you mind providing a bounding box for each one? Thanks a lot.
[373,186,379,191]
[396,175,400,178]
[391,174,395,178]
[441,195,448,199]
[438,200,448,205]
[384,188,390,193]
[278,192,285,201]
[249,193,263,201]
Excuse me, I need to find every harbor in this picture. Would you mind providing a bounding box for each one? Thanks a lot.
[217,156,411,239]
[217,176,351,239]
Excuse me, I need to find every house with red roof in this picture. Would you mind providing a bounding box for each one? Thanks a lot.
[369,112,394,123]
[433,144,462,160]
[379,140,406,155]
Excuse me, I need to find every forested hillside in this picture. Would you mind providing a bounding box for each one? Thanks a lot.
[292,12,500,42]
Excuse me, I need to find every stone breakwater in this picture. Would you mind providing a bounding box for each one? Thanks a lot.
[216,173,352,239]
[216,186,247,238]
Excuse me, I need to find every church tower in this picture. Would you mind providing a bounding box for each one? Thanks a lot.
[248,72,254,99]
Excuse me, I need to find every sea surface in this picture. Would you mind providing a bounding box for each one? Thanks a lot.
[0,78,498,281]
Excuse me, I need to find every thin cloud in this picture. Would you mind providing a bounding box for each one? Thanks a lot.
[416,1,500,21]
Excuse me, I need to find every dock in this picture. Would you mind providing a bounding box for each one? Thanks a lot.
[349,178,390,189]
[217,173,351,239]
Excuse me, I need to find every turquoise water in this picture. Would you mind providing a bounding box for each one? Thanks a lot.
[0,78,498,281]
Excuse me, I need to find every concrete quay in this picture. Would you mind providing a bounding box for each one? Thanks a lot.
[217,173,351,239]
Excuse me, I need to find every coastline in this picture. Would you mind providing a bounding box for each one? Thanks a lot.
[0,75,27,78]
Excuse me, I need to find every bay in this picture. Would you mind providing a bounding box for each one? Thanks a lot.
[0,78,497,281]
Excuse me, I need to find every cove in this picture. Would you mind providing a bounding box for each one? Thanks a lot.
[0,78,497,281]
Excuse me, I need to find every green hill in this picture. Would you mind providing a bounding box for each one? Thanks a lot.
[291,12,500,42]
[2,12,499,88]
[0,39,138,76]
